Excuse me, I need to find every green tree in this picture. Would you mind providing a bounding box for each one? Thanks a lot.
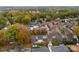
[0,15,9,30]
[13,15,31,25]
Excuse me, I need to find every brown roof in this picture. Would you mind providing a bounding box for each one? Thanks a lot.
[69,45,79,52]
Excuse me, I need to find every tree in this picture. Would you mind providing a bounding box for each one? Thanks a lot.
[31,28,47,35]
[4,23,20,41]
[51,39,63,46]
[16,24,32,48]
[0,15,9,30]
[0,31,11,51]
[7,16,15,25]
[73,25,79,37]
[13,15,31,25]
[0,31,5,42]
[46,15,52,22]
[0,10,15,25]
[4,23,32,48]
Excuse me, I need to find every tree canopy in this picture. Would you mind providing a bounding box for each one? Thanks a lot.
[0,15,9,30]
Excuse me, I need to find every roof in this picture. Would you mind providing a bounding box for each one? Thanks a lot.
[51,44,70,52]
[32,44,70,52]
[32,47,49,52]
[29,22,41,27]
[32,35,47,40]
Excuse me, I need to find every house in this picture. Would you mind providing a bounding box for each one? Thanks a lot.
[51,44,70,52]
[32,47,49,52]
[28,22,41,30]
[32,35,47,42]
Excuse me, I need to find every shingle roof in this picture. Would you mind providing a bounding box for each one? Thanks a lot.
[32,47,49,52]
[51,44,70,52]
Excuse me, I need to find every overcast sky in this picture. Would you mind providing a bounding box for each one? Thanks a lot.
[0,0,79,6]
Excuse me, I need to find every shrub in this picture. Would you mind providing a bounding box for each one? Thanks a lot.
[63,39,76,45]
[51,39,63,46]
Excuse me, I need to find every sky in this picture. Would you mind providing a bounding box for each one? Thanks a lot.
[0,0,79,6]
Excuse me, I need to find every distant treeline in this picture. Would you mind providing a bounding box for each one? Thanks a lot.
[0,9,79,29]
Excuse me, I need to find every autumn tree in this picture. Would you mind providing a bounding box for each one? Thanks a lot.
[31,28,47,35]
[73,25,79,37]
[16,24,32,48]
[4,23,32,48]
[0,31,5,42]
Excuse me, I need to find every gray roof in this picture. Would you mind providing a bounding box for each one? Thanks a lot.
[29,22,41,27]
[38,35,44,39]
[8,48,31,52]
[47,33,53,40]
[47,32,63,40]
[32,35,47,40]
[51,44,70,52]
[32,47,49,52]
[32,44,70,52]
